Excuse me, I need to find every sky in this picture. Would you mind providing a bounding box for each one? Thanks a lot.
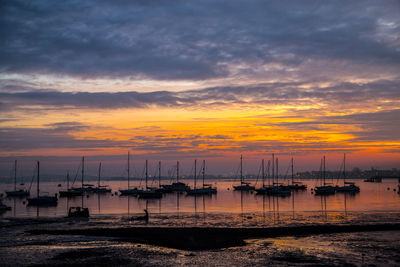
[0,0,399,178]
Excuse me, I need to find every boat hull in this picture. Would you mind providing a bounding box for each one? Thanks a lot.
[288,184,307,190]
[336,185,360,192]
[138,190,162,199]
[186,187,217,195]
[68,207,89,218]
[119,188,142,195]
[233,185,255,191]
[59,190,83,197]
[5,190,30,197]
[27,196,58,206]
[314,186,336,195]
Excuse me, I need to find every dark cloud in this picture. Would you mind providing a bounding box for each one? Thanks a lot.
[1,0,399,80]
[0,79,399,111]
[0,127,126,151]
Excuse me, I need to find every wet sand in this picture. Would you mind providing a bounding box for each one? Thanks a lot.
[1,217,400,266]
[29,223,400,250]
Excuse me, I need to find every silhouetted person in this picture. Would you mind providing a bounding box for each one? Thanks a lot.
[131,209,149,223]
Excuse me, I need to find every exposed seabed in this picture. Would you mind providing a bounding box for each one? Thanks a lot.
[1,214,400,266]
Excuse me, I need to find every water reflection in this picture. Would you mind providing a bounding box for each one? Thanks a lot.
[1,179,400,219]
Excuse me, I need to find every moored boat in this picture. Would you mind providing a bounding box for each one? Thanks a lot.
[336,154,360,193]
[287,157,307,190]
[59,172,83,197]
[5,160,30,197]
[27,161,58,206]
[186,160,217,195]
[233,155,255,191]
[93,162,111,193]
[119,152,142,195]
[161,161,190,192]
[314,156,336,196]
[137,160,162,199]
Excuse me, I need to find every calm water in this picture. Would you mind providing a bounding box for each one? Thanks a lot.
[1,179,400,226]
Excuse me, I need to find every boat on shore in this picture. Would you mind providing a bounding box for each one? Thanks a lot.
[68,206,89,218]
[27,161,58,206]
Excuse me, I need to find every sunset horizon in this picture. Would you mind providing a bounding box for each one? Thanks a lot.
[1,1,399,178]
[1,2,400,265]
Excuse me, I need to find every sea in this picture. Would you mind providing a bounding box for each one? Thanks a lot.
[1,178,400,266]
[1,178,400,226]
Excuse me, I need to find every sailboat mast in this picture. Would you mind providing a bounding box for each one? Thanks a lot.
[262,159,265,188]
[240,155,243,184]
[343,153,346,183]
[37,161,40,198]
[158,161,161,188]
[291,157,294,184]
[202,160,205,188]
[98,162,102,187]
[145,160,148,189]
[82,157,84,187]
[177,161,180,182]
[127,152,130,189]
[272,153,275,184]
[276,158,279,184]
[323,156,326,186]
[14,160,17,191]
[67,171,70,190]
[194,159,197,190]
[267,160,271,186]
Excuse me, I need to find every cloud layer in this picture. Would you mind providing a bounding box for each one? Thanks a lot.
[1,0,399,81]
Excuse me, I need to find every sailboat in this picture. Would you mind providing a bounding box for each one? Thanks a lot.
[335,153,360,193]
[70,157,96,192]
[160,161,190,192]
[6,160,30,197]
[314,156,336,195]
[27,161,58,206]
[93,162,111,193]
[287,157,307,190]
[138,160,162,199]
[233,155,255,191]
[266,156,291,196]
[119,152,142,195]
[59,172,83,197]
[154,161,170,193]
[187,160,217,195]
[255,159,269,194]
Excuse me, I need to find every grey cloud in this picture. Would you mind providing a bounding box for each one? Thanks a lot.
[0,1,399,80]
[1,79,399,110]
[0,127,126,151]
